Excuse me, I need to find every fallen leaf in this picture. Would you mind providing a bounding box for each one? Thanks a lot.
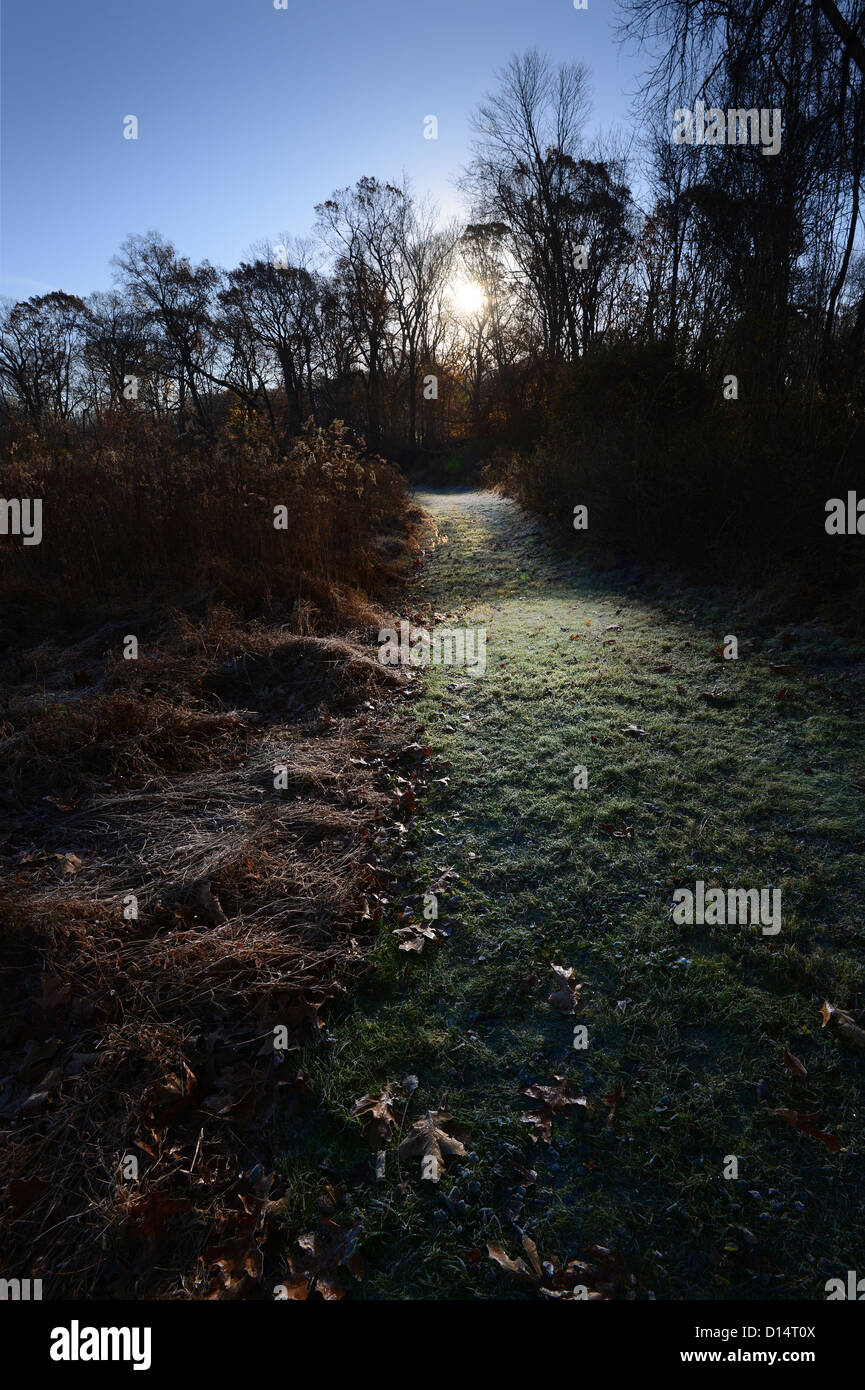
[392,924,440,953]
[775,1108,840,1152]
[352,1083,400,1147]
[548,964,583,1015]
[398,1110,469,1178]
[286,1221,363,1300]
[487,1232,543,1285]
[273,1276,309,1301]
[488,1236,630,1300]
[821,1000,865,1049]
[521,1075,587,1144]
[782,1046,807,1079]
[143,1061,200,1128]
[203,1229,264,1298]
[701,688,736,706]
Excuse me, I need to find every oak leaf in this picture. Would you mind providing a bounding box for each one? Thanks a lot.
[398,1110,469,1178]
[489,1236,631,1300]
[352,1083,400,1147]
[392,924,440,953]
[487,1232,543,1285]
[521,1075,587,1144]
[286,1220,363,1300]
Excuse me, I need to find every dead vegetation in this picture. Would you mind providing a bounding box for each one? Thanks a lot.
[0,434,426,1298]
[0,414,409,641]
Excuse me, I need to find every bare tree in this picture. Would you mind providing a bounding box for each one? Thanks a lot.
[315,177,408,447]
[0,291,88,427]
[113,232,219,431]
[462,50,597,361]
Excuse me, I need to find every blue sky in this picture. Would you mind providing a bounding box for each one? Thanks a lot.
[1,0,645,301]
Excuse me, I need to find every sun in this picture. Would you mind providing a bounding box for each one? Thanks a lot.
[449,278,486,316]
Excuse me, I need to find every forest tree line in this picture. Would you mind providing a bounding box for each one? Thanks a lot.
[4,1,865,462]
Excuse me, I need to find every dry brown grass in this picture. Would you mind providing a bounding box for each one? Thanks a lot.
[0,424,423,1299]
[0,412,409,641]
[0,604,422,1297]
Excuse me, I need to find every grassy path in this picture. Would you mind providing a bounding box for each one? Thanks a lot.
[286,487,865,1300]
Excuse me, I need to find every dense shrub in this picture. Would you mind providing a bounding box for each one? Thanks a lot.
[0,412,407,644]
[486,345,865,613]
